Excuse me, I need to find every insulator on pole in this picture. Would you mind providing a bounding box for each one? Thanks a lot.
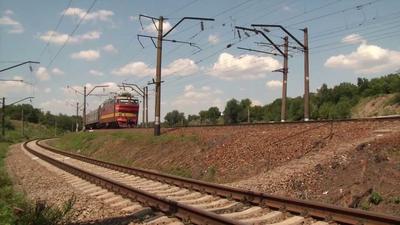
[237,30,241,39]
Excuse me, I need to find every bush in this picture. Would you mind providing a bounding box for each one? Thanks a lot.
[390,92,400,105]
[3,117,15,130]
[369,192,383,205]
[15,196,76,225]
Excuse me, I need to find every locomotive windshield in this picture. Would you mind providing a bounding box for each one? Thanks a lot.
[118,98,138,104]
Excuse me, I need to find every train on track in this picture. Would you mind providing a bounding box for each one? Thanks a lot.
[85,94,139,129]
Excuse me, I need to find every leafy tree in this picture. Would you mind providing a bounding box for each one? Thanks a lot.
[164,110,186,127]
[318,102,336,119]
[238,99,251,122]
[207,107,221,124]
[199,110,208,124]
[263,99,281,121]
[287,97,303,121]
[250,105,264,122]
[335,97,352,118]
[187,114,200,122]
[223,99,241,124]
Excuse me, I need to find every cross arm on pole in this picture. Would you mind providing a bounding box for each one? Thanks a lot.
[87,85,109,96]
[163,17,214,37]
[67,85,84,95]
[8,97,34,106]
[0,61,40,73]
[237,47,280,56]
[121,83,145,96]
[251,24,305,49]
[235,26,285,56]
[0,79,24,82]
[138,34,200,49]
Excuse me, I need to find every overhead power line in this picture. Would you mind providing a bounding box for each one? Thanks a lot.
[46,0,98,69]
[38,0,73,60]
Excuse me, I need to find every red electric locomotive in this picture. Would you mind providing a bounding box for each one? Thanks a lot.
[86,94,139,129]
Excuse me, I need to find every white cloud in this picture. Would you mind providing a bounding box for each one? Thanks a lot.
[112,61,154,77]
[341,33,365,44]
[36,67,50,81]
[163,58,198,76]
[44,88,51,93]
[0,10,24,33]
[102,44,118,53]
[64,8,114,22]
[143,21,172,34]
[208,34,219,45]
[324,42,400,74]
[40,98,77,115]
[51,67,64,75]
[112,58,198,77]
[129,15,138,21]
[89,69,104,76]
[71,50,100,61]
[251,100,263,106]
[172,85,223,114]
[266,80,282,89]
[207,52,281,80]
[0,76,30,96]
[4,10,14,16]
[39,30,101,45]
[283,5,291,11]
[35,66,65,80]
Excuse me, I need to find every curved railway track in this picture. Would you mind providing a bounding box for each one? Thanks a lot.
[23,139,400,225]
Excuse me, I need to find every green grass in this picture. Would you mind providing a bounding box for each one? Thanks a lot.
[0,120,75,224]
[53,131,199,156]
[0,142,24,224]
[168,167,192,178]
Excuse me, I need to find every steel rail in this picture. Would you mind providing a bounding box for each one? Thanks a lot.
[36,139,400,225]
[132,115,400,130]
[23,140,244,225]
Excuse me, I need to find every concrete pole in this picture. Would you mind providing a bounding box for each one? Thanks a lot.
[21,108,24,136]
[1,97,4,137]
[154,16,163,136]
[145,86,148,128]
[142,87,145,127]
[281,36,288,122]
[76,102,79,132]
[304,27,310,121]
[83,86,87,131]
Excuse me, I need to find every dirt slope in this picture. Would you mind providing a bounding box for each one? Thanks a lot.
[352,94,400,118]
[51,120,400,183]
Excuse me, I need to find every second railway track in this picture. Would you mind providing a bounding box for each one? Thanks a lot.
[23,139,400,225]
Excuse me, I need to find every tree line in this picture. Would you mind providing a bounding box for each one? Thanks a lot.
[3,104,81,131]
[164,73,400,126]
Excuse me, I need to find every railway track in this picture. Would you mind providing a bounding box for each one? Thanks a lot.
[23,139,400,225]
[97,115,400,131]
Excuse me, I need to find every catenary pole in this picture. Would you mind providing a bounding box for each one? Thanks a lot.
[2,97,5,136]
[83,86,87,131]
[154,16,163,136]
[76,102,79,132]
[145,86,148,128]
[281,36,289,122]
[303,27,310,121]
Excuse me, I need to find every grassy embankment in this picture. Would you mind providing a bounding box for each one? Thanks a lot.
[0,120,74,224]
[51,130,205,180]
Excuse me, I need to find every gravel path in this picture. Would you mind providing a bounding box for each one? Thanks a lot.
[5,143,138,223]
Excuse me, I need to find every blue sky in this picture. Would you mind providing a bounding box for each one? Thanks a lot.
[1,0,400,120]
